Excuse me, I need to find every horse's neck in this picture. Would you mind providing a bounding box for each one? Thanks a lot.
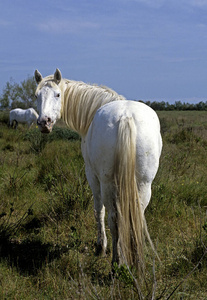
[61,80,121,136]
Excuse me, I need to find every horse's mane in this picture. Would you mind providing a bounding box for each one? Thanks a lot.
[37,75,125,136]
[63,79,125,135]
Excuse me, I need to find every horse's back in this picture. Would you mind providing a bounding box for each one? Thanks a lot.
[10,108,25,121]
[26,108,38,118]
[82,100,162,184]
[10,108,38,124]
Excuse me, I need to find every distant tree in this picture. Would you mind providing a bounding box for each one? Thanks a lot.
[174,101,183,110]
[165,102,175,110]
[149,101,167,111]
[196,101,207,111]
[0,76,37,109]
[0,80,17,108]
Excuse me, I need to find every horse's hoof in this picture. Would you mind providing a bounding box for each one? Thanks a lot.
[95,244,106,257]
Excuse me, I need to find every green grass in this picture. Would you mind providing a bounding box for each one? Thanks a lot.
[0,111,206,299]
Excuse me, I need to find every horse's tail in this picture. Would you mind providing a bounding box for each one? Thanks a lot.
[114,116,146,273]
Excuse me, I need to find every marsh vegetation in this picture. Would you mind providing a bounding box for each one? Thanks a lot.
[0,110,206,299]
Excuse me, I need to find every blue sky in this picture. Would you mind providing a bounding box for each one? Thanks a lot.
[0,0,207,103]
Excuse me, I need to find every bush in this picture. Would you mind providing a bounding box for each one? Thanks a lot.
[24,127,80,153]
[0,111,9,125]
[47,127,80,142]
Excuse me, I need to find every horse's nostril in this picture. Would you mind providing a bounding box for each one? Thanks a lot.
[37,117,52,129]
[37,119,47,126]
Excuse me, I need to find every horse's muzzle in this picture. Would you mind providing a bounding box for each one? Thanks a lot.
[37,117,54,133]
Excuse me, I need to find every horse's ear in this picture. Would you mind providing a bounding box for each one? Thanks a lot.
[54,68,62,84]
[35,70,43,84]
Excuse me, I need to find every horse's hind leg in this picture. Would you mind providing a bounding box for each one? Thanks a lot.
[86,171,107,256]
[101,182,119,266]
[14,120,18,129]
[9,119,14,128]
[138,182,152,212]
[94,199,107,256]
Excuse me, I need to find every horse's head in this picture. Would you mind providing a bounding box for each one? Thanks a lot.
[35,69,62,133]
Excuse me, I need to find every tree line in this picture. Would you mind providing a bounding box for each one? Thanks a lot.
[142,100,207,111]
[0,76,207,111]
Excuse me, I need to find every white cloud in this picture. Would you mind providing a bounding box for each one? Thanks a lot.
[37,19,99,34]
[127,0,207,9]
[190,0,207,7]
[129,0,165,8]
[0,20,12,27]
[171,0,207,9]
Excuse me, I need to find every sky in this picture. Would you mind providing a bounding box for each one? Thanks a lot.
[0,0,207,103]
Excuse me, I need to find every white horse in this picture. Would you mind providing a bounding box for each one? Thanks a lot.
[35,69,162,272]
[9,108,39,129]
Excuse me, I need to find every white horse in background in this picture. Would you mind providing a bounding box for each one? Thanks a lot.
[9,108,39,129]
[34,69,162,273]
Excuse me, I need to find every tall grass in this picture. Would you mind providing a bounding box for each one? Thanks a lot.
[0,111,206,299]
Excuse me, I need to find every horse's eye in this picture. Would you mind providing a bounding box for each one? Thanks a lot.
[56,93,60,98]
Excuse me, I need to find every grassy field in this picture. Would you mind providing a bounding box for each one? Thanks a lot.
[0,110,206,299]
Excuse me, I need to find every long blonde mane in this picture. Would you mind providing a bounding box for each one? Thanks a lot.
[62,79,125,136]
[36,75,125,136]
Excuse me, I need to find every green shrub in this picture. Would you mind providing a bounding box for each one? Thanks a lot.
[24,127,80,153]
[0,110,9,125]
[24,128,48,153]
[48,127,80,141]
